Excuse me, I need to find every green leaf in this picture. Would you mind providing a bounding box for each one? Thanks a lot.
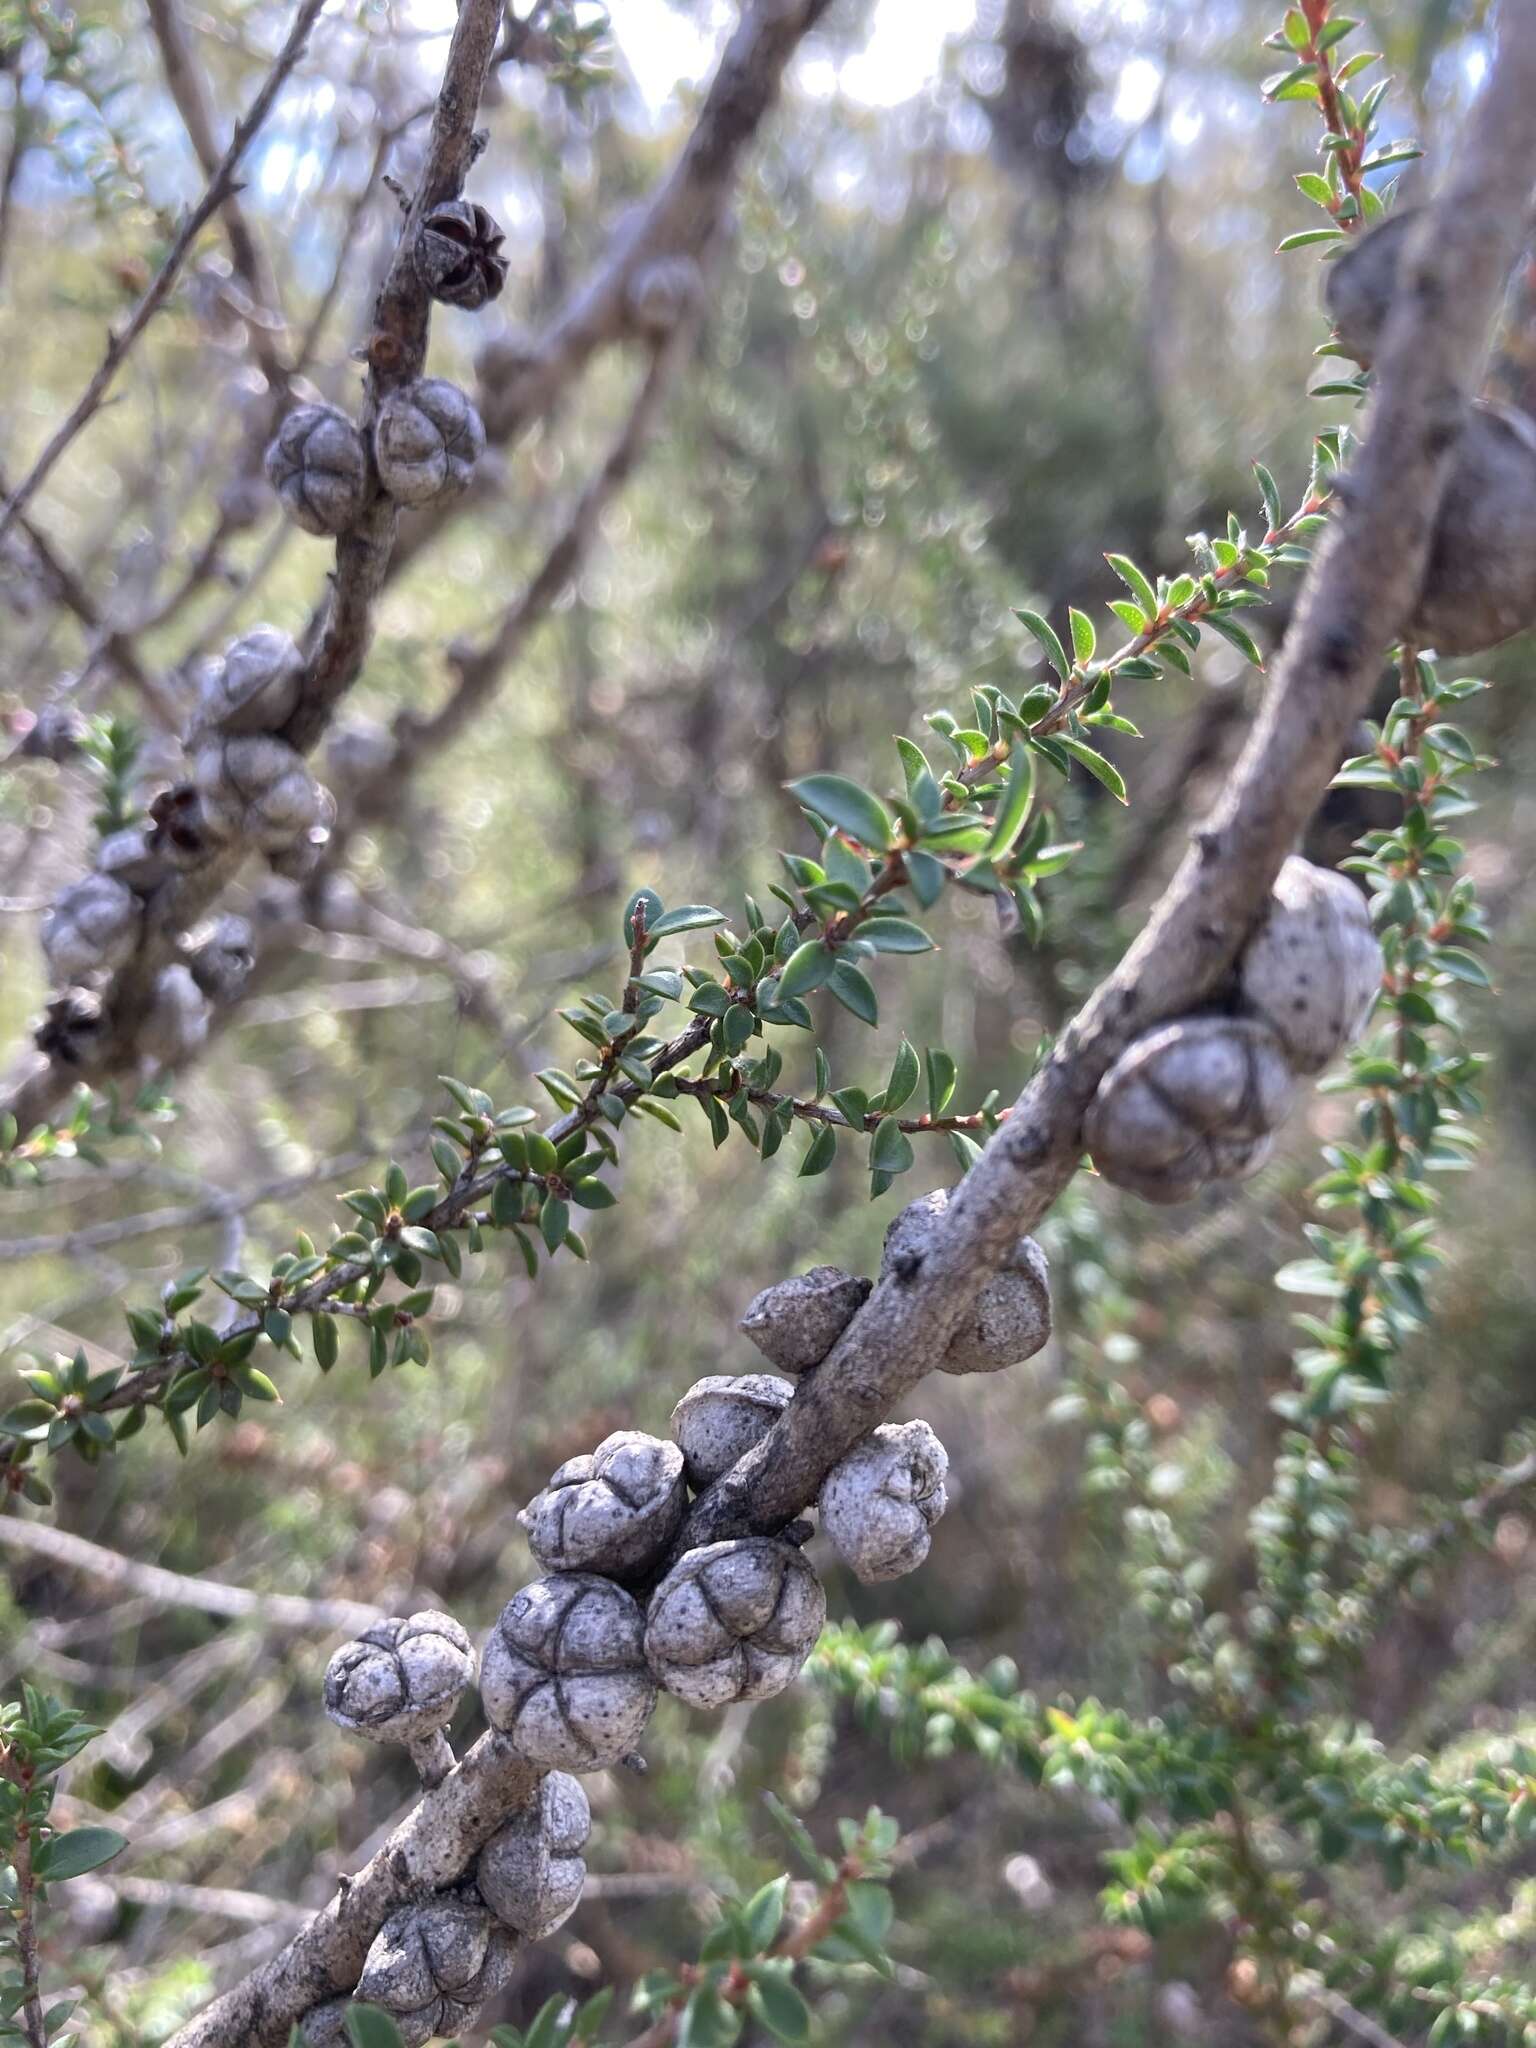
[677,1984,741,2048]
[1105,553,1158,619]
[903,848,945,909]
[746,1972,811,2045]
[786,775,892,852]
[312,1313,339,1372]
[799,1124,837,1177]
[1068,606,1096,666]
[1202,612,1265,668]
[34,1826,126,1881]
[870,1118,914,1177]
[827,961,878,1027]
[648,904,726,940]
[844,1879,894,1945]
[540,1196,570,1253]
[743,1874,788,1952]
[345,2009,408,2048]
[985,742,1036,860]
[883,1040,920,1114]
[1252,462,1283,531]
[1013,607,1068,681]
[722,1003,756,1054]
[1055,736,1128,804]
[1276,225,1343,249]
[776,942,834,1000]
[925,1046,957,1118]
[858,918,934,954]
[623,887,664,948]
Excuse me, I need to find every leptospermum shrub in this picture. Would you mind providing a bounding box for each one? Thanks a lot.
[5,5,1536,2045]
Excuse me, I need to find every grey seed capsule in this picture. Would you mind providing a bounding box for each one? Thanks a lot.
[196,625,304,735]
[476,1770,590,1938]
[881,1190,1051,1374]
[518,1430,686,1582]
[41,873,139,984]
[481,1573,655,1771]
[670,1373,792,1490]
[738,1266,870,1373]
[818,1420,949,1584]
[1238,855,1382,1074]
[355,1896,518,2044]
[1084,1015,1295,1206]
[645,1539,825,1711]
[323,1610,475,1746]
[192,734,323,853]
[264,403,368,537]
[374,378,485,507]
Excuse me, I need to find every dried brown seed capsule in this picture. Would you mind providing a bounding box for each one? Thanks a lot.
[670,1374,792,1490]
[626,254,704,336]
[34,988,104,1066]
[476,1771,590,1939]
[1084,1015,1295,1207]
[186,913,255,1002]
[818,1420,949,1585]
[355,1896,518,2046]
[324,1610,474,1748]
[41,873,139,984]
[881,1190,1051,1374]
[481,1573,655,1771]
[1322,209,1420,370]
[196,625,304,735]
[739,1266,870,1373]
[192,734,323,853]
[1406,402,1536,656]
[146,784,212,867]
[413,198,508,311]
[263,402,369,537]
[518,1430,686,1582]
[374,377,485,506]
[140,965,210,1067]
[1238,855,1382,1074]
[644,1539,826,1711]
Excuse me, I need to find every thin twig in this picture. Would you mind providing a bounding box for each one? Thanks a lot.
[0,0,328,549]
[0,1147,374,1262]
[0,1518,385,1632]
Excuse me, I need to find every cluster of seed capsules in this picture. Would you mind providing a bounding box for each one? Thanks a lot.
[299,1185,1053,2042]
[1084,854,1383,1204]
[32,203,507,1069]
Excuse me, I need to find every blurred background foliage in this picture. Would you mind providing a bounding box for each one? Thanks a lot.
[3,0,1536,2040]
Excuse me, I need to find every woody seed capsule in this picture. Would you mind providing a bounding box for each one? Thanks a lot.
[818,1420,949,1584]
[738,1266,870,1373]
[881,1189,1051,1374]
[1084,1015,1295,1206]
[645,1539,826,1711]
[670,1373,792,1490]
[1238,855,1382,1074]
[519,1430,686,1582]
